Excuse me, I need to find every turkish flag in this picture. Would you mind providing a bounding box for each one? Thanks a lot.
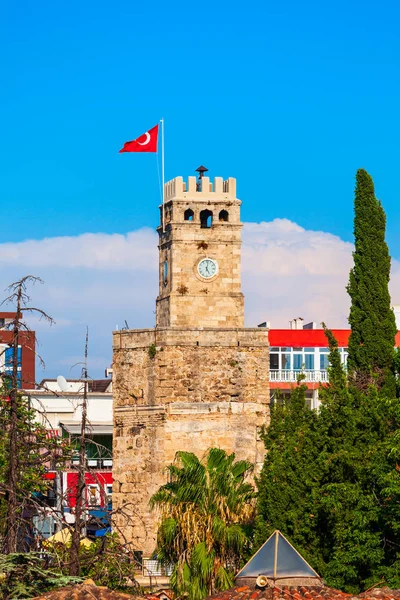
[119,124,159,153]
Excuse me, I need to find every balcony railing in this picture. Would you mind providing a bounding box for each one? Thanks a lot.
[270,369,329,383]
[142,559,173,577]
[71,457,112,469]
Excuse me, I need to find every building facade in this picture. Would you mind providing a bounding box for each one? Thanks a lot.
[268,317,400,407]
[112,173,269,556]
[0,311,35,388]
[26,376,113,538]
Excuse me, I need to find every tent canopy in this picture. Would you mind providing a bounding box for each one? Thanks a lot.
[43,528,93,548]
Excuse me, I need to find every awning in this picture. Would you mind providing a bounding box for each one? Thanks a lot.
[60,422,113,435]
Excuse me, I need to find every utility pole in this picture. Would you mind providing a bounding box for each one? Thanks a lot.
[69,328,89,576]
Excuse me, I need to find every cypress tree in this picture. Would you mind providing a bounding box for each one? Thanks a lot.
[347,169,397,394]
[255,381,323,573]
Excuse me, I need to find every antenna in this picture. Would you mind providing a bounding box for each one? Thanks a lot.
[83,326,89,381]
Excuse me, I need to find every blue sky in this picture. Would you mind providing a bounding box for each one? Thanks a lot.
[2,0,400,248]
[1,0,400,377]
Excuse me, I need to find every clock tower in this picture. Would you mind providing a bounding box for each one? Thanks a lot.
[156,172,244,328]
[112,171,269,558]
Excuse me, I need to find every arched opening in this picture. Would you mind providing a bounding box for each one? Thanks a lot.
[219,210,229,222]
[184,208,194,221]
[200,209,213,229]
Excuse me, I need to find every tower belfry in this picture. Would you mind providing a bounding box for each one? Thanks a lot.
[112,172,269,557]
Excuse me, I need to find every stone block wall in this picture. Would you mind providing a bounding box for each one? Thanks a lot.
[112,327,269,556]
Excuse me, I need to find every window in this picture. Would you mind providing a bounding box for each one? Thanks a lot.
[86,434,112,459]
[281,353,291,369]
[293,354,303,370]
[163,260,168,285]
[320,354,329,370]
[268,346,347,377]
[219,210,229,222]
[184,208,194,221]
[270,354,279,370]
[305,354,314,370]
[4,347,22,388]
[200,209,213,228]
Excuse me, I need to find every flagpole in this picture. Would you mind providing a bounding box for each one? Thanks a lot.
[160,118,165,233]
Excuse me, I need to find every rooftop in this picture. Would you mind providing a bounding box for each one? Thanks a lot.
[209,584,400,600]
[31,582,146,599]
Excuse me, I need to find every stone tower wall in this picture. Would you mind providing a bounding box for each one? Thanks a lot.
[112,173,270,557]
[112,327,269,556]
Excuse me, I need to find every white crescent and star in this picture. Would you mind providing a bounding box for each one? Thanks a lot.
[137,131,151,145]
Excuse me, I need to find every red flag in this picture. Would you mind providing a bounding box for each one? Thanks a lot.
[119,124,159,153]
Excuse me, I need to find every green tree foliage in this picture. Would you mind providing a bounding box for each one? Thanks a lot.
[150,448,255,600]
[255,380,321,564]
[347,168,397,394]
[257,170,400,592]
[256,330,400,593]
[48,533,141,594]
[0,390,71,549]
[0,553,82,599]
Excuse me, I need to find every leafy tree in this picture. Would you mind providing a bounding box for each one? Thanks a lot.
[256,328,400,593]
[0,275,67,553]
[150,448,255,600]
[48,533,141,594]
[0,389,71,552]
[347,168,397,394]
[256,171,400,592]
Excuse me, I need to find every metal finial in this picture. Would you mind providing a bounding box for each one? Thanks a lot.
[196,166,208,191]
[195,165,208,179]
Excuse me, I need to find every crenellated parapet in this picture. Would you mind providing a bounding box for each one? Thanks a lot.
[164,175,237,202]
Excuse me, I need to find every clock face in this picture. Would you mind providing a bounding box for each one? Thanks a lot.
[198,258,218,279]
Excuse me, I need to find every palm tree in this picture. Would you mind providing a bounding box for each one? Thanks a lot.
[150,448,255,600]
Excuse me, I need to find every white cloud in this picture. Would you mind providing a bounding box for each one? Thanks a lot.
[0,228,157,270]
[1,220,399,380]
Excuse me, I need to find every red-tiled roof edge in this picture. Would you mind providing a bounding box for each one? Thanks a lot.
[207,584,400,600]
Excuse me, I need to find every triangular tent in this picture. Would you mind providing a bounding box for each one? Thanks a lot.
[237,530,319,580]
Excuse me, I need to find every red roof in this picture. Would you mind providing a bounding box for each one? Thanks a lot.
[269,329,400,348]
[31,583,148,599]
[269,329,350,348]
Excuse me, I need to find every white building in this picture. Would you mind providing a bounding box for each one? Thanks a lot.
[23,375,114,539]
[27,377,112,439]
